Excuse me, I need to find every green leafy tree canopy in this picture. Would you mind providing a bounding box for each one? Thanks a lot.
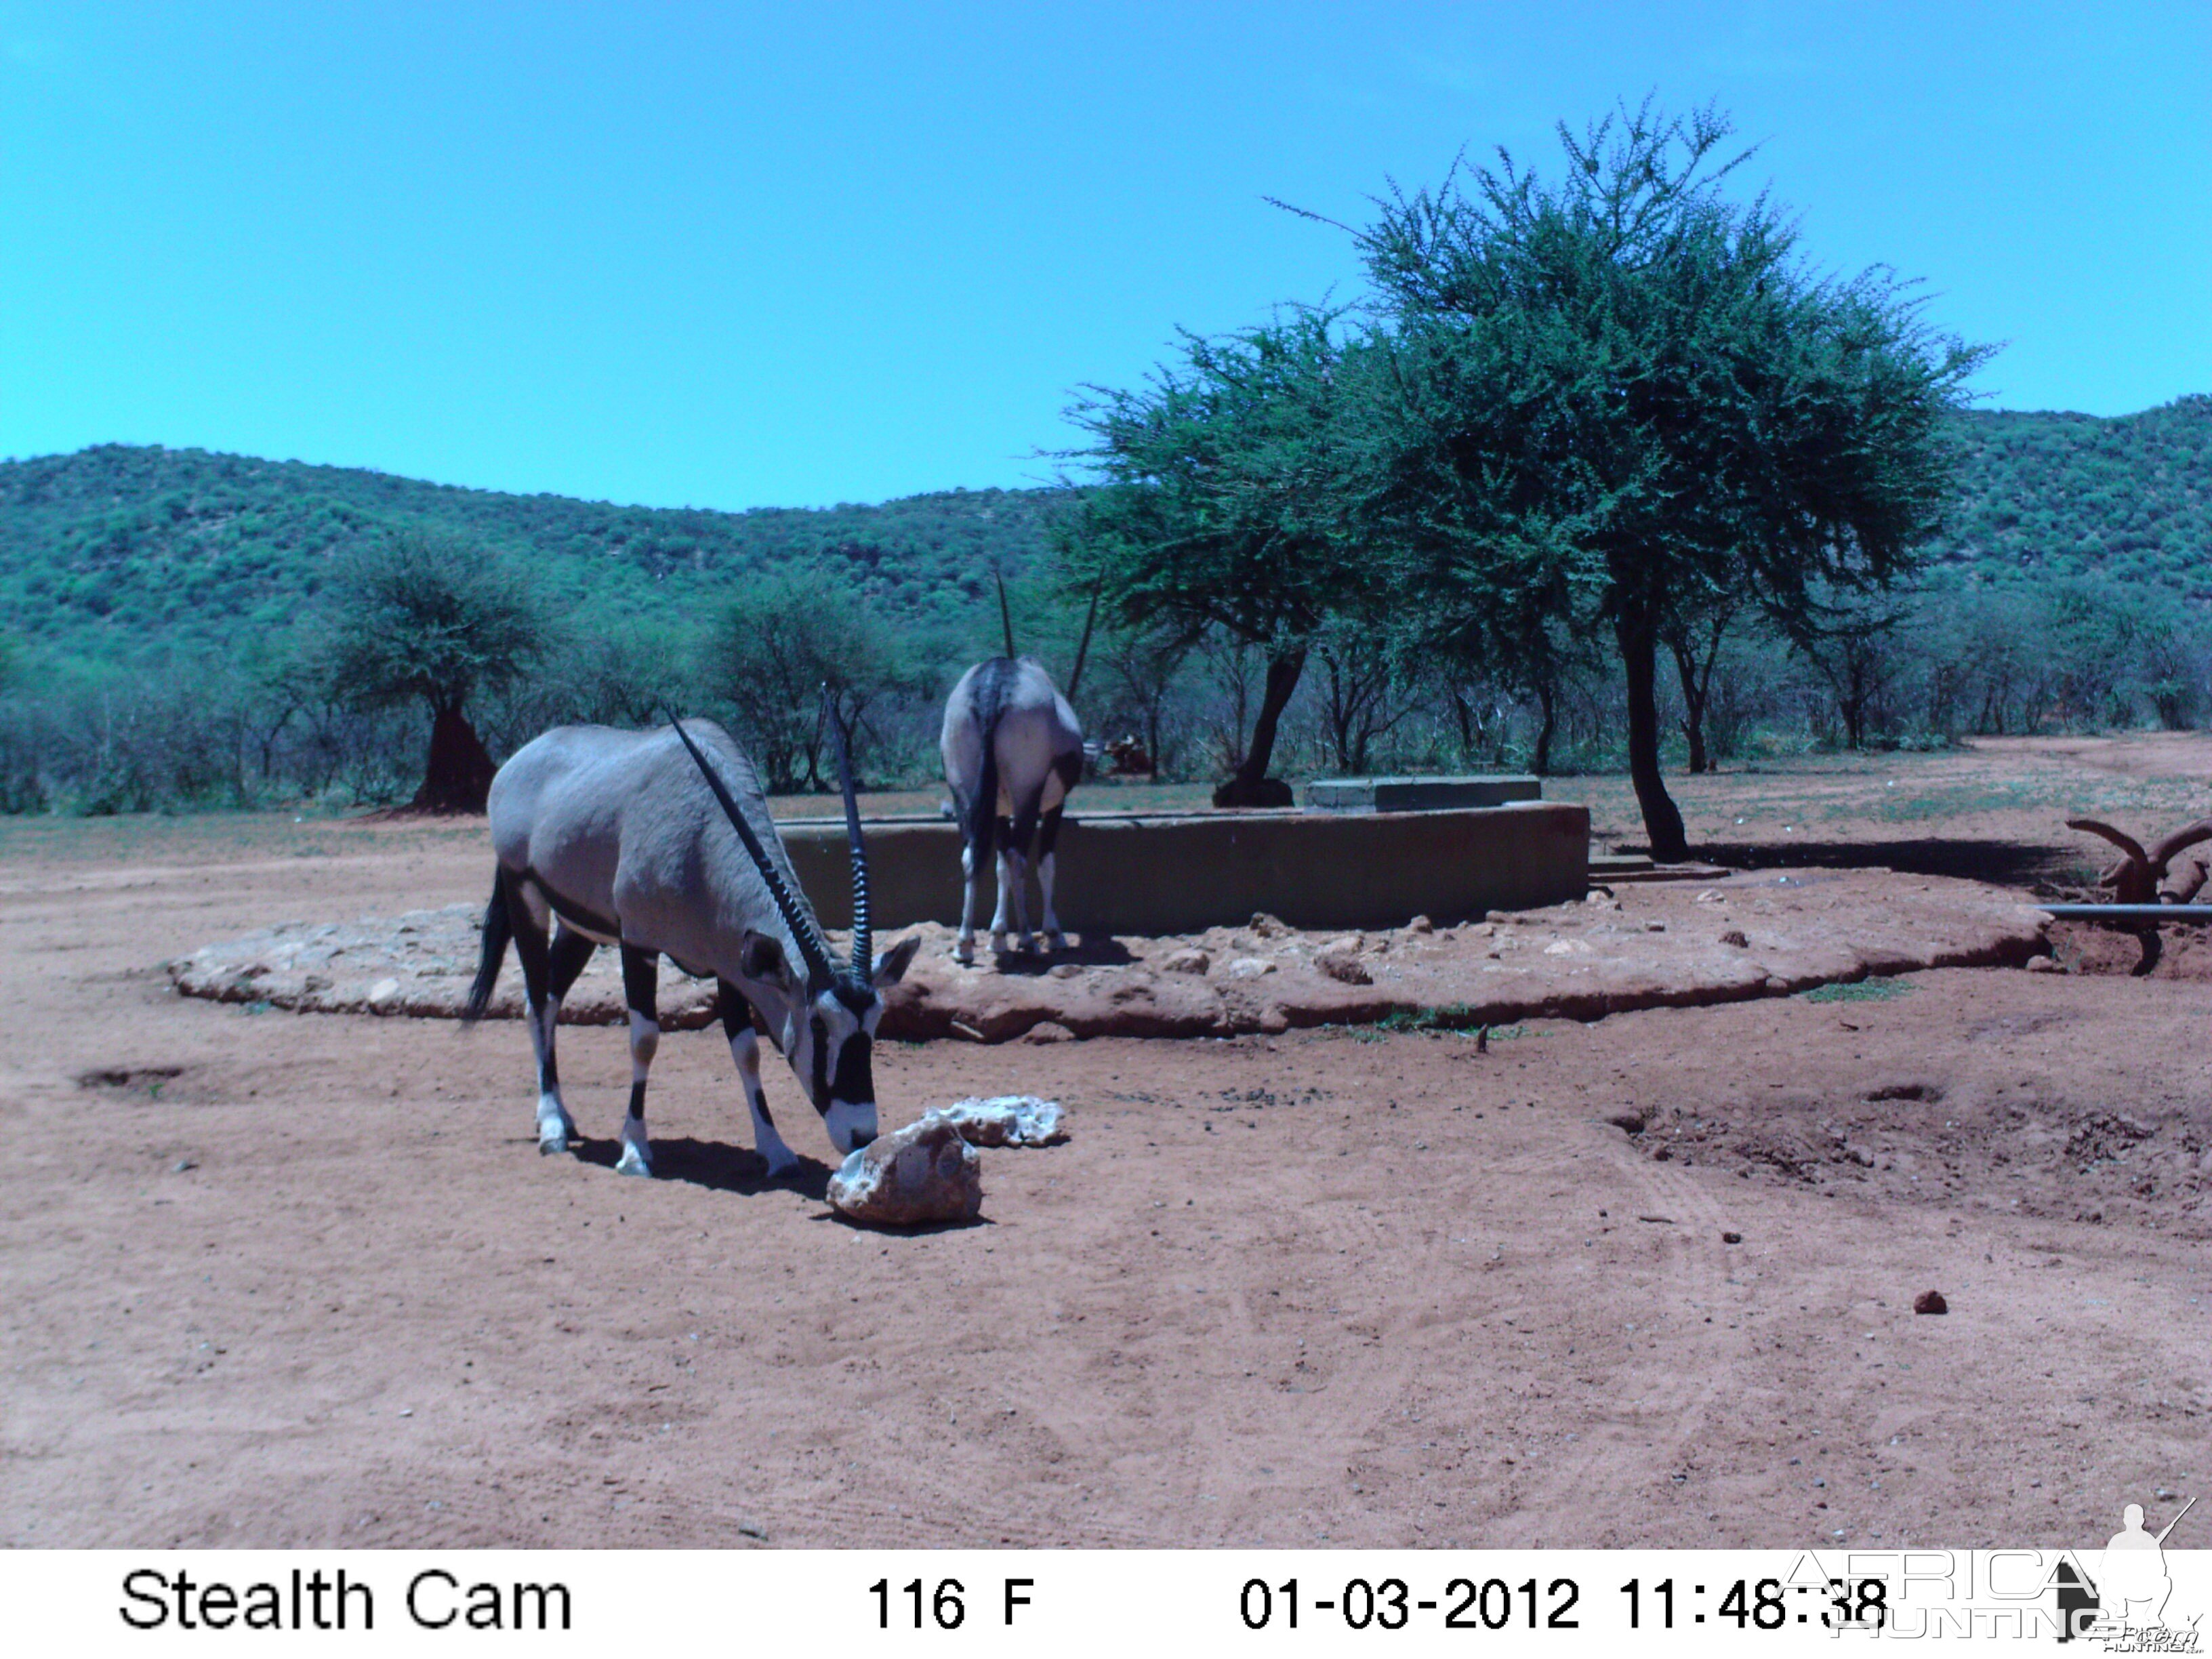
[1060,308,1370,804]
[1351,98,1992,856]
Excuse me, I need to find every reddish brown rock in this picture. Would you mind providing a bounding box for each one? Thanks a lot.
[825,1115,983,1227]
[1314,947,1372,985]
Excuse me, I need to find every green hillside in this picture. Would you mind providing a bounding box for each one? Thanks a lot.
[2,395,2207,670]
[0,445,1065,669]
[1927,396,2212,596]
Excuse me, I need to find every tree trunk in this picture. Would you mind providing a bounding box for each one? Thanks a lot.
[1213,647,1304,807]
[413,702,497,813]
[1616,607,1689,862]
[1449,685,1477,761]
[1670,634,1711,774]
[1532,679,1557,777]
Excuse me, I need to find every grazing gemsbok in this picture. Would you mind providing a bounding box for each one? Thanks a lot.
[463,711,918,1178]
[939,577,1093,963]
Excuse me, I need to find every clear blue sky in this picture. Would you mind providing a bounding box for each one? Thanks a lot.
[2,3,2205,510]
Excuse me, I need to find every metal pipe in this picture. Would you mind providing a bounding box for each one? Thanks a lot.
[2038,904,2212,922]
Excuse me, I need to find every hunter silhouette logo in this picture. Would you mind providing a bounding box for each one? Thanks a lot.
[2064,1494,2200,1648]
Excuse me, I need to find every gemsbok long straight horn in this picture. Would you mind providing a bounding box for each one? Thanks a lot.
[665,708,835,990]
[821,687,872,980]
[996,567,1017,659]
[1066,579,1102,703]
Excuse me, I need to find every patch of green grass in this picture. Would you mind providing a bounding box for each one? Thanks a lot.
[1371,1006,1526,1037]
[1799,977,1910,1004]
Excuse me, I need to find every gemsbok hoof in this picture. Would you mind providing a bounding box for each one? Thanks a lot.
[615,1143,653,1178]
[538,1134,569,1156]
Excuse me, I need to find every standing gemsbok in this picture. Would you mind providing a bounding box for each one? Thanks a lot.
[940,577,1092,963]
[463,710,918,1178]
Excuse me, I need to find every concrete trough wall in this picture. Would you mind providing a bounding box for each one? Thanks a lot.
[1304,774,1542,813]
[781,802,1590,935]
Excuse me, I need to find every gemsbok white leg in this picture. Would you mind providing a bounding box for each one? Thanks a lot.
[615,945,657,1177]
[512,887,594,1154]
[956,840,982,964]
[1036,804,1067,951]
[1010,849,1036,953]
[989,833,1019,954]
[720,980,796,1175]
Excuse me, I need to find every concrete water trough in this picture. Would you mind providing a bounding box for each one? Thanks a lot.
[1302,774,1542,813]
[778,797,1590,935]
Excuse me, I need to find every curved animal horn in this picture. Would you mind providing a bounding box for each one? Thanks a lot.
[2067,818,2150,870]
[996,568,1017,659]
[821,686,870,979]
[665,711,834,989]
[2148,815,2212,873]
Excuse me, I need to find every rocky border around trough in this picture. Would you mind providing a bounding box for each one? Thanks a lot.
[167,868,2052,1042]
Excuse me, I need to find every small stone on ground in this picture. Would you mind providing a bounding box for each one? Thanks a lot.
[825,1116,983,1227]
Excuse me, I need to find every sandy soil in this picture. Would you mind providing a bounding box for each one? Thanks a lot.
[3,745,2209,1551]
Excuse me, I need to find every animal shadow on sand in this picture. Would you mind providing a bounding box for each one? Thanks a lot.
[572,1136,994,1233]
[986,933,1138,977]
[571,1135,833,1200]
[811,1208,994,1237]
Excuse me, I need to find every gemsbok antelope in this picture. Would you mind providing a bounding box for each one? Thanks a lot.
[464,710,918,1177]
[940,577,1092,964]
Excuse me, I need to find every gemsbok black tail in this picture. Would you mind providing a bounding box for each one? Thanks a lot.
[966,660,1012,867]
[462,869,511,1025]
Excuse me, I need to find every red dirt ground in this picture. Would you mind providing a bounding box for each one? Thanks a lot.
[2,741,2207,1550]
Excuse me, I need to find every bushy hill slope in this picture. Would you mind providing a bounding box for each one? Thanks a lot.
[2,396,2205,669]
[1928,396,2212,596]
[0,445,1064,668]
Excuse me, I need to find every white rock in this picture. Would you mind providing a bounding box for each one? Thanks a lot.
[929,1094,1069,1147]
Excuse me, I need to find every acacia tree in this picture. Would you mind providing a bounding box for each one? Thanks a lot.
[1350,100,1988,859]
[319,532,548,812]
[1061,310,1366,806]
[697,570,916,792]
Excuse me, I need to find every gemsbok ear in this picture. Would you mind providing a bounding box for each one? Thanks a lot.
[872,934,922,987]
[739,933,790,985]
